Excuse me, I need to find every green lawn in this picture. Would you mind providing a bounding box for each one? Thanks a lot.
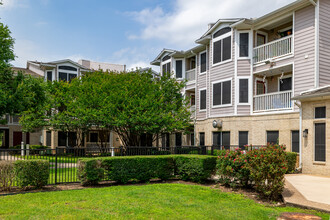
[0,184,328,219]
[49,167,77,184]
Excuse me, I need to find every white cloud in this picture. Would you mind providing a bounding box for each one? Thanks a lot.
[1,0,29,10]
[128,0,296,49]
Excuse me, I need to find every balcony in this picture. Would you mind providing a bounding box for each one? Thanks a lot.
[253,90,292,112]
[253,35,292,64]
[186,69,195,83]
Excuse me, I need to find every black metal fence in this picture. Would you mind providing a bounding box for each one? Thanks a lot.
[0,145,265,185]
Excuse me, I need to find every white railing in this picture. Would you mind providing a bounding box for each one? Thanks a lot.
[253,90,292,112]
[186,69,196,82]
[190,105,196,113]
[253,35,292,64]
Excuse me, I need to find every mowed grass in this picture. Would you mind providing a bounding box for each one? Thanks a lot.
[49,167,77,183]
[0,184,328,220]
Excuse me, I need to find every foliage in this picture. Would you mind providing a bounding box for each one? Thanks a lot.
[173,155,217,183]
[245,145,288,200]
[0,161,15,191]
[217,149,251,188]
[286,152,298,174]
[77,159,104,186]
[0,184,328,219]
[14,160,49,188]
[20,70,192,147]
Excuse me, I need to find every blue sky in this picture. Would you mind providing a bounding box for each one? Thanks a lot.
[0,0,295,70]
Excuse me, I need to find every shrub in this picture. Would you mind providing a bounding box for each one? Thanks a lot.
[217,149,250,188]
[14,160,49,188]
[77,159,104,186]
[173,155,217,183]
[286,152,297,174]
[0,161,15,191]
[245,145,287,200]
[101,156,175,184]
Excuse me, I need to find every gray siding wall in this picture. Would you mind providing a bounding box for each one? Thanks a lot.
[319,0,330,87]
[294,5,315,96]
[237,106,250,115]
[208,31,235,117]
[196,45,208,120]
[237,60,251,76]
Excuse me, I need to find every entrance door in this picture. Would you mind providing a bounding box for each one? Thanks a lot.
[256,80,266,95]
[315,123,326,162]
[13,131,23,147]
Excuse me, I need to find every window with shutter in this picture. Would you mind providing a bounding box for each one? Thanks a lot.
[200,89,206,110]
[175,60,182,78]
[239,79,249,103]
[200,52,207,73]
[239,33,249,57]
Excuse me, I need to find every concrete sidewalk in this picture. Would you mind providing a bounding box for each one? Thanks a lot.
[283,174,330,213]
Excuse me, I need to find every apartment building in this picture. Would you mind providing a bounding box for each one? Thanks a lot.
[0,59,125,149]
[151,0,330,175]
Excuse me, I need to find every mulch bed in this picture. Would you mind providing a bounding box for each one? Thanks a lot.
[0,179,284,207]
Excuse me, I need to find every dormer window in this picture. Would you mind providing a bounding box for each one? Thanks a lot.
[58,65,78,82]
[212,27,232,65]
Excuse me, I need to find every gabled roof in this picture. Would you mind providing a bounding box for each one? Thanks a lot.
[28,59,90,71]
[150,49,176,66]
[292,86,330,101]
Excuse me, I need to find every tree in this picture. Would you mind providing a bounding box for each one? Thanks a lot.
[20,69,192,147]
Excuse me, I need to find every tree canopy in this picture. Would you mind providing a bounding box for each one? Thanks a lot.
[20,70,193,147]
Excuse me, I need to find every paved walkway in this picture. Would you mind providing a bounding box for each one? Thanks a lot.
[283,174,330,213]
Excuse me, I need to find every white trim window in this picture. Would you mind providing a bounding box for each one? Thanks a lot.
[46,70,54,82]
[212,78,232,108]
[278,74,292,92]
[212,27,232,66]
[58,65,78,82]
[175,59,184,79]
[238,77,249,104]
[199,51,207,74]
[162,55,171,75]
[238,32,249,58]
[199,88,207,111]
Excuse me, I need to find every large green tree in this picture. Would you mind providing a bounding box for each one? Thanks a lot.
[20,70,192,147]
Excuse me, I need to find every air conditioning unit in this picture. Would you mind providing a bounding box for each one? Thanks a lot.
[212,120,222,129]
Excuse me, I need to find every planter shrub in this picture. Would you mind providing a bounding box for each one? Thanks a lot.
[173,155,217,183]
[245,145,287,200]
[77,159,104,186]
[101,156,175,184]
[0,161,15,191]
[14,160,49,188]
[286,152,297,174]
[217,149,250,188]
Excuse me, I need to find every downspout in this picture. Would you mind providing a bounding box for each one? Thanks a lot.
[295,101,302,169]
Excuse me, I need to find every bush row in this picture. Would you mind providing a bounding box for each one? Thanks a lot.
[77,155,217,185]
[217,145,297,200]
[0,160,49,191]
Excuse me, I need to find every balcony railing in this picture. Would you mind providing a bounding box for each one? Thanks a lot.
[253,90,292,112]
[253,35,292,64]
[186,69,195,82]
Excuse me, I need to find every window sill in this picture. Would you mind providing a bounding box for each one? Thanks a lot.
[313,161,326,165]
[199,72,207,76]
[212,104,232,109]
[212,59,232,67]
[199,109,207,112]
[237,103,250,106]
[237,57,251,60]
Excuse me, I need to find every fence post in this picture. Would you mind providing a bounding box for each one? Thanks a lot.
[111,147,115,157]
[21,141,24,157]
[55,147,58,185]
[26,144,29,156]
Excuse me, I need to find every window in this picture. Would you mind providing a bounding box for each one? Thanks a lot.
[315,123,326,162]
[200,52,207,73]
[200,89,206,110]
[213,80,231,107]
[279,77,292,91]
[12,115,20,124]
[190,133,195,146]
[59,72,77,82]
[191,95,195,106]
[175,133,182,147]
[315,107,326,119]
[141,133,153,147]
[257,33,266,46]
[213,28,232,65]
[239,79,249,103]
[239,33,249,57]
[175,60,183,78]
[46,131,51,147]
[90,132,98,143]
[47,71,52,81]
[256,80,266,95]
[267,131,279,145]
[199,132,205,146]
[239,131,248,149]
[292,131,299,153]
[162,55,171,62]
[162,62,171,75]
[161,133,170,148]
[213,131,230,149]
[58,131,67,146]
[59,66,77,71]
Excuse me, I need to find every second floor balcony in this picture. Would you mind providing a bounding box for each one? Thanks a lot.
[186,69,196,83]
[253,35,293,65]
[254,90,292,112]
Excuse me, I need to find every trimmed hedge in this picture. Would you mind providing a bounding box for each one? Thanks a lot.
[286,152,298,174]
[173,155,217,183]
[14,160,49,188]
[77,155,217,185]
[0,161,15,191]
